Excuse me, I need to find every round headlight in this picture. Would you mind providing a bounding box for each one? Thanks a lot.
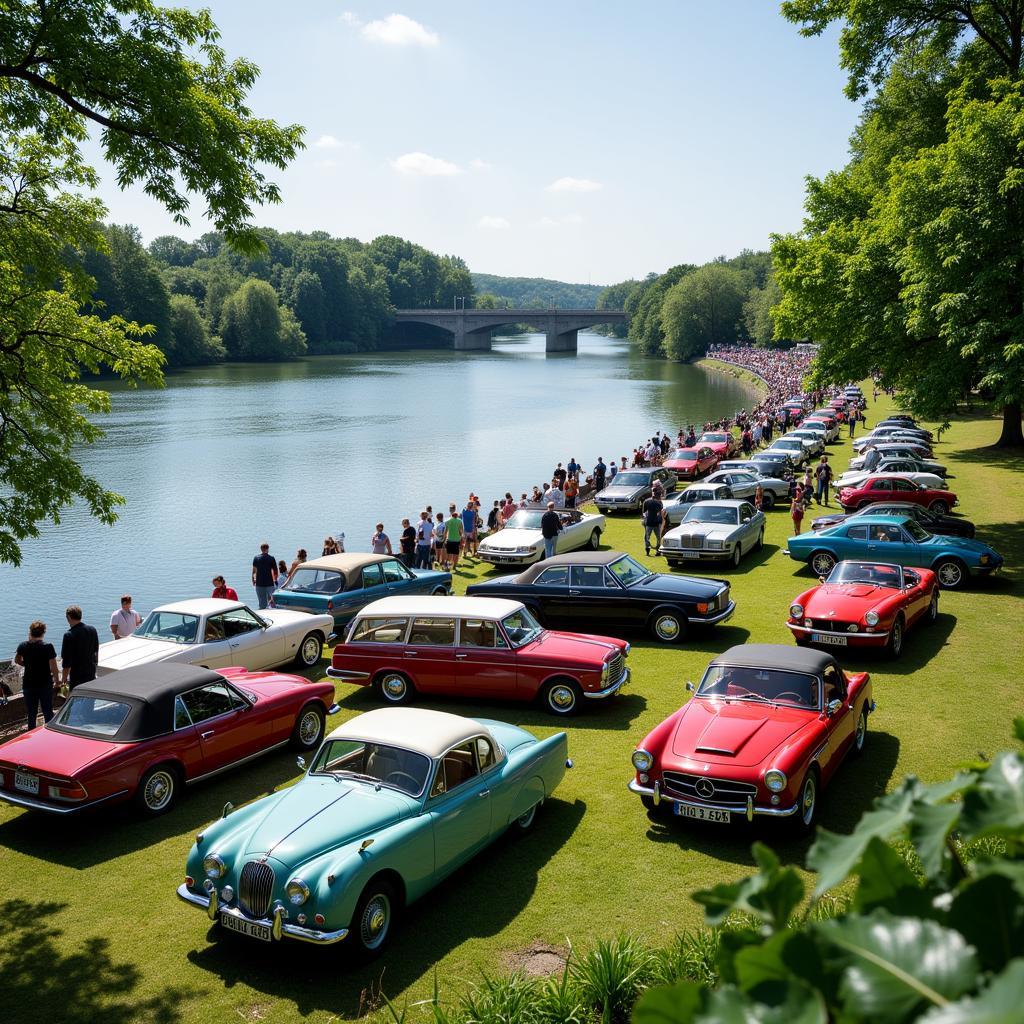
[865,610,880,627]
[790,603,804,619]
[286,878,310,906]
[632,749,654,772]
[764,769,787,793]
[203,854,226,879]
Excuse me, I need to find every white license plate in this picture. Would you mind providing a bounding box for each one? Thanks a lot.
[812,633,847,646]
[14,771,39,795]
[220,912,271,941]
[675,804,731,823]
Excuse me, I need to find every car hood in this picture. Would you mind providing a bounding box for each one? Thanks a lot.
[671,700,808,768]
[410,569,450,582]
[97,636,185,671]
[0,725,121,777]
[666,521,734,539]
[479,529,540,548]
[523,630,622,663]
[632,573,725,601]
[598,485,644,499]
[925,535,995,556]
[805,583,896,609]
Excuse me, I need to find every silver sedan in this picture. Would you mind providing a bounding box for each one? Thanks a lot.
[659,500,766,568]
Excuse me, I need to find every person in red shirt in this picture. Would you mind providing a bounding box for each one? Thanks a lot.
[211,575,239,601]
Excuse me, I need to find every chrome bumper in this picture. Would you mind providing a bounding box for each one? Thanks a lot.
[787,623,889,640]
[583,667,630,699]
[326,667,370,680]
[0,787,128,815]
[176,884,349,945]
[627,779,798,819]
[690,601,735,625]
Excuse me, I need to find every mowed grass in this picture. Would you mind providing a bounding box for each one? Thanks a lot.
[1,385,1022,1024]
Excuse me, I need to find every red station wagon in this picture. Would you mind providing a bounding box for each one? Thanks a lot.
[328,596,630,716]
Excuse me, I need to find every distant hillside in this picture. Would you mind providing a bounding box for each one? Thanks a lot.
[471,273,606,309]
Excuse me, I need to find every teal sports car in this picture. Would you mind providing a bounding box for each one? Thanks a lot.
[177,707,571,956]
[784,514,1003,589]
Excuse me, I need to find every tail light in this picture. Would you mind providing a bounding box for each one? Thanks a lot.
[326,600,333,611]
[47,779,88,802]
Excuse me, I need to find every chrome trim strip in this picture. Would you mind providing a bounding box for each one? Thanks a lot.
[0,787,129,814]
[176,884,349,945]
[326,667,371,680]
[628,778,798,818]
[690,602,735,625]
[186,738,290,785]
[582,667,630,699]
[788,624,889,639]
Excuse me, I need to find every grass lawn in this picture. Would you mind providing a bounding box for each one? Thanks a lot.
[1,385,1021,1024]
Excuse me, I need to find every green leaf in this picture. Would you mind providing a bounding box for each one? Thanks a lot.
[949,871,1024,971]
[632,981,704,1023]
[816,909,979,1020]
[909,800,962,879]
[852,837,934,917]
[918,959,1024,1024]
[715,928,763,986]
[959,753,1024,841]
[697,982,827,1024]
[734,931,826,998]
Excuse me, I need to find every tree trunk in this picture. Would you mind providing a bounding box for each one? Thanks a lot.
[995,402,1024,447]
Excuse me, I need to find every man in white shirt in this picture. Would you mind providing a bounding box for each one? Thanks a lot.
[543,482,565,508]
[110,595,143,639]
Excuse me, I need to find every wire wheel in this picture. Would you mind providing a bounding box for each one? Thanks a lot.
[798,772,817,829]
[138,767,176,815]
[298,632,322,667]
[854,708,868,754]
[298,708,322,747]
[927,593,939,623]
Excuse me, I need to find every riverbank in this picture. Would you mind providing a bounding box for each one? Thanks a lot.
[696,356,769,402]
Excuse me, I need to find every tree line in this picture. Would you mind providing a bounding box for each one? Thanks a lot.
[470,273,605,310]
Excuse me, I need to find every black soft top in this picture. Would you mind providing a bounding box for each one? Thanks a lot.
[710,643,836,676]
[516,550,625,582]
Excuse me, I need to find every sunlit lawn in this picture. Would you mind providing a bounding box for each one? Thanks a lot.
[1,386,1021,1024]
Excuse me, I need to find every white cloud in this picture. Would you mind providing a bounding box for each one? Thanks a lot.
[391,151,462,176]
[360,13,439,47]
[470,158,492,171]
[545,176,603,193]
[477,216,510,229]
[536,214,585,228]
[339,11,360,26]
[313,135,359,151]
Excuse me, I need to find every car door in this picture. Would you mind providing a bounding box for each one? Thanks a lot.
[570,563,638,627]
[180,682,266,773]
[360,562,389,605]
[525,564,571,624]
[737,503,759,550]
[382,558,416,593]
[865,523,918,566]
[900,568,930,622]
[193,614,234,668]
[218,606,285,669]
[428,741,493,878]
[555,512,582,553]
[454,618,517,699]
[728,474,757,499]
[403,616,457,693]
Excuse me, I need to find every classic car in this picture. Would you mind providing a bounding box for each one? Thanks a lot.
[765,438,810,468]
[595,467,677,513]
[784,514,1003,588]
[628,644,874,831]
[659,500,766,567]
[663,482,733,526]
[810,501,976,539]
[849,446,946,476]
[663,446,719,480]
[697,431,739,458]
[802,415,840,443]
[852,428,934,453]
[0,664,337,815]
[746,452,798,479]
[703,469,790,508]
[476,507,605,566]
[466,550,734,643]
[178,707,571,954]
[787,560,939,659]
[828,398,851,421]
[271,554,451,631]
[837,474,957,514]
[97,599,335,675]
[787,429,827,456]
[328,596,629,716]
[835,466,946,491]
[876,417,930,437]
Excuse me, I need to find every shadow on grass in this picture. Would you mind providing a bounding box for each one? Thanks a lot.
[952,444,1024,474]
[0,898,194,1024]
[184,797,587,1020]
[821,611,958,673]
[665,543,780,577]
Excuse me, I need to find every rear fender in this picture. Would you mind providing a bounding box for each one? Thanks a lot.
[502,731,569,825]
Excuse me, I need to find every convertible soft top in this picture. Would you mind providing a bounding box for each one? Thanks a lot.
[710,643,838,676]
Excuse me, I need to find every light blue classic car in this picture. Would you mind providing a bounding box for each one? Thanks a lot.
[784,514,1003,589]
[177,708,571,955]
[271,554,451,631]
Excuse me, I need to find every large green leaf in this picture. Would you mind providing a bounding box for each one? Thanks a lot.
[697,983,827,1024]
[734,930,827,998]
[909,800,961,879]
[959,753,1024,841]
[918,959,1024,1024]
[1012,717,1024,744]
[632,981,703,1024]
[852,837,935,917]
[715,928,765,986]
[949,871,1024,971]
[816,909,979,1021]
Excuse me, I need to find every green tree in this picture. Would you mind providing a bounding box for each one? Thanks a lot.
[742,276,783,346]
[287,269,328,350]
[661,264,747,361]
[168,295,224,365]
[596,279,639,337]
[627,267,696,355]
[220,279,306,361]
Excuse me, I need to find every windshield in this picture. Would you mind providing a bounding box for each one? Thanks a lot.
[701,433,728,443]
[669,450,697,461]
[135,611,198,644]
[607,555,651,586]
[683,505,738,525]
[904,519,930,542]
[310,738,431,796]
[774,440,802,449]
[282,568,344,594]
[501,608,544,647]
[504,510,544,530]
[675,489,713,503]
[697,665,819,709]
[55,696,132,736]
[610,472,649,487]
[827,562,903,588]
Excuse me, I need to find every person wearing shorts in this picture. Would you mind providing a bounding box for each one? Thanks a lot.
[433,512,447,568]
[461,500,477,558]
[444,506,464,570]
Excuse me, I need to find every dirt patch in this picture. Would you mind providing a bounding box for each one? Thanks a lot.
[501,942,569,977]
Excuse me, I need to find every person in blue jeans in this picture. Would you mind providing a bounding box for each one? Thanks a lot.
[251,542,278,609]
[540,502,561,559]
[814,457,833,506]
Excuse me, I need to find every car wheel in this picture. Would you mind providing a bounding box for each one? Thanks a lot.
[926,591,939,623]
[929,499,949,514]
[762,492,775,510]
[295,631,323,668]
[135,764,179,817]
[810,551,836,576]
[730,545,742,568]
[290,702,325,751]
[431,585,449,596]
[377,672,415,705]
[588,530,601,550]
[886,615,904,660]
[350,879,398,959]
[795,770,818,834]
[650,610,686,643]
[852,706,868,757]
[542,679,582,716]
[934,557,967,590]
[514,802,539,833]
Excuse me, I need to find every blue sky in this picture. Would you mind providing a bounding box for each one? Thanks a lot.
[89,1,861,283]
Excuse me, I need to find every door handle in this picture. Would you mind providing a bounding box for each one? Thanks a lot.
[455,653,468,659]
[201,730,214,740]
[478,789,490,798]
[404,651,418,657]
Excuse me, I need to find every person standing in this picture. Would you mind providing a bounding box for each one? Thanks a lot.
[791,485,806,534]
[288,549,308,577]
[567,457,579,481]
[109,595,142,639]
[754,483,765,512]
[641,484,666,556]
[399,519,416,567]
[211,575,239,600]
[461,499,478,559]
[849,406,859,437]
[815,457,834,506]
[433,512,447,569]
[60,606,99,692]
[370,524,392,555]
[544,480,565,508]
[445,505,464,571]
[414,512,433,569]
[552,463,568,488]
[251,542,278,610]
[593,457,607,492]
[540,501,562,560]
[564,474,579,509]
[15,620,60,730]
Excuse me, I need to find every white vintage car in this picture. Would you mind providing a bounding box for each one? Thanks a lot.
[659,500,766,568]
[476,508,606,566]
[97,599,335,675]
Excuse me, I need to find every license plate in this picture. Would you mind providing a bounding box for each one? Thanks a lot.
[220,912,271,941]
[14,771,39,794]
[812,633,847,646]
[674,804,731,823]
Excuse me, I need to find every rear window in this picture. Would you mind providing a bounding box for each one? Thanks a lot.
[283,568,344,594]
[55,696,132,737]
[351,617,409,643]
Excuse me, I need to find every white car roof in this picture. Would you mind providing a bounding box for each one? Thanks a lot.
[688,499,750,509]
[358,595,523,618]
[153,598,247,616]
[325,707,495,759]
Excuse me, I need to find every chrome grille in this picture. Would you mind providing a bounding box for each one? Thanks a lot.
[715,587,730,611]
[238,861,275,919]
[807,619,858,633]
[607,651,625,682]
[662,771,757,808]
[677,534,704,549]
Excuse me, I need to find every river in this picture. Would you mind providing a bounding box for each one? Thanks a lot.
[0,332,758,655]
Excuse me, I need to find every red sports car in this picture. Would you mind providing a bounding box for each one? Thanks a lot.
[838,474,958,514]
[787,560,939,659]
[697,431,737,459]
[628,644,873,832]
[664,446,718,480]
[0,664,337,816]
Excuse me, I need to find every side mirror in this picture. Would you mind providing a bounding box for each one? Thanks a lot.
[296,756,307,771]
[221,801,234,818]
[826,698,843,717]
[685,681,695,692]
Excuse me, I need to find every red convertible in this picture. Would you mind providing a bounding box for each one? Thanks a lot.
[664,446,719,481]
[0,664,337,816]
[838,474,958,514]
[787,560,939,659]
[628,644,873,832]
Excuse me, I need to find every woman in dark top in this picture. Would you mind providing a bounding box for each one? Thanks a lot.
[14,620,59,730]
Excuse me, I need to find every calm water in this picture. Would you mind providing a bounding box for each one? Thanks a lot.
[1,333,756,654]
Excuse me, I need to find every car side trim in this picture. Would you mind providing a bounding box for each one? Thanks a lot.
[186,738,291,785]
[326,668,370,680]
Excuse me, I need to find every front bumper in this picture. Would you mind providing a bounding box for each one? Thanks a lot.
[627,779,798,820]
[690,601,735,625]
[597,499,641,513]
[787,622,888,646]
[660,545,734,562]
[583,667,630,700]
[176,884,349,945]
[971,559,1003,576]
[477,549,540,565]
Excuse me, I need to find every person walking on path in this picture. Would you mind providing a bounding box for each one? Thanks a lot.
[399,519,416,567]
[815,457,834,506]
[641,484,666,556]
[211,575,239,600]
[252,542,278,609]
[15,620,60,729]
[414,511,433,569]
[109,594,142,640]
[540,501,562,560]
[60,606,98,692]
[791,485,806,534]
[370,524,392,555]
[445,505,464,571]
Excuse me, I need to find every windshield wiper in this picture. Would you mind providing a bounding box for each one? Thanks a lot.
[733,693,774,705]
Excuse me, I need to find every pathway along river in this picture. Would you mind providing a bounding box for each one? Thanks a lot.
[1,332,758,656]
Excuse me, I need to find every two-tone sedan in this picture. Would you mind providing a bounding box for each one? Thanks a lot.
[810,501,976,539]
[659,500,766,568]
[476,507,605,566]
[595,467,677,513]
[703,469,790,508]
[663,482,733,526]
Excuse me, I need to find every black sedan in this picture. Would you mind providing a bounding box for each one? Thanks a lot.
[465,550,734,643]
[810,501,976,538]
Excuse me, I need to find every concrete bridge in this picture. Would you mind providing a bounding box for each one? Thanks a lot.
[392,308,628,352]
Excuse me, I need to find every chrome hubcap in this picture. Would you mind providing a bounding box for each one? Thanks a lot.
[549,686,575,711]
[299,710,320,745]
[656,616,680,640]
[145,771,173,810]
[518,805,537,828]
[382,676,406,700]
[812,554,834,575]
[301,637,320,664]
[856,714,866,748]
[802,777,816,824]
[360,894,390,950]
[939,563,961,586]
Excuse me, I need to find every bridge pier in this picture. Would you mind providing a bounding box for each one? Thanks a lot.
[454,323,492,351]
[546,328,578,353]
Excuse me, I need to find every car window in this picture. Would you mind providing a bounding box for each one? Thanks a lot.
[870,480,893,491]
[847,525,869,540]
[739,503,755,522]
[893,479,917,492]
[351,617,408,643]
[459,619,505,648]
[869,525,901,542]
[214,607,264,638]
[408,617,455,646]
[571,565,615,588]
[904,569,920,586]
[174,695,192,729]
[430,742,479,797]
[823,665,846,704]
[362,563,385,588]
[182,683,236,724]
[382,560,412,583]
[135,611,198,645]
[282,568,343,594]
[535,566,569,586]
[475,736,497,770]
